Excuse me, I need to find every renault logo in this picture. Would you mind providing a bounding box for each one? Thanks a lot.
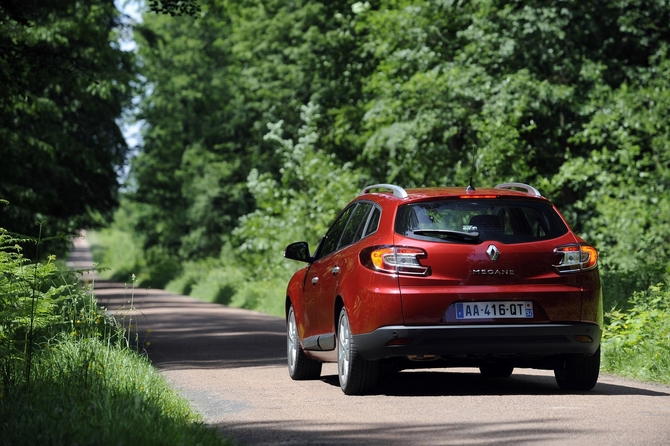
[486,244,500,262]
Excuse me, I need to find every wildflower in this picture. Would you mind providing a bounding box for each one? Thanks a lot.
[147,328,152,333]
[146,342,151,347]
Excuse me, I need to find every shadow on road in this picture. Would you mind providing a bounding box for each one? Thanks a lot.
[91,281,670,397]
[93,281,286,371]
[321,370,670,397]
[213,418,585,446]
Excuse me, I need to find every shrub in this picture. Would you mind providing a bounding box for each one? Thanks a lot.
[602,283,670,383]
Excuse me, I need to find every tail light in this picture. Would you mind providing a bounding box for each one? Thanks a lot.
[360,246,430,276]
[553,244,598,273]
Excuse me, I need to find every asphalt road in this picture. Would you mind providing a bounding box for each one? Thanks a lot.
[69,235,670,445]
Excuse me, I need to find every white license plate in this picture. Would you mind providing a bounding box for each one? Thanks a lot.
[455,301,533,320]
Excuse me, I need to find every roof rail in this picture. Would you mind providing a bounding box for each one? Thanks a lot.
[360,184,408,199]
[494,182,542,197]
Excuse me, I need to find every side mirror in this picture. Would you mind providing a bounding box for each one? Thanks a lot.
[284,241,312,263]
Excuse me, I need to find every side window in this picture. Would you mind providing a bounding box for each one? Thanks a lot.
[363,206,381,237]
[338,203,372,249]
[317,205,356,259]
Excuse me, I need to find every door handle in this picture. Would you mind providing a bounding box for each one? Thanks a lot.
[331,266,340,276]
[311,277,319,286]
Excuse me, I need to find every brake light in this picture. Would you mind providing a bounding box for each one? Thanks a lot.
[553,244,598,273]
[361,246,430,276]
[458,195,499,199]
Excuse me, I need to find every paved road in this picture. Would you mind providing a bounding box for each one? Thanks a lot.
[70,235,670,445]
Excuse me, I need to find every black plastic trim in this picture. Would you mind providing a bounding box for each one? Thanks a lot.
[303,333,336,351]
[352,323,602,361]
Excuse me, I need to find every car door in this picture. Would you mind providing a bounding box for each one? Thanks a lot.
[302,203,374,340]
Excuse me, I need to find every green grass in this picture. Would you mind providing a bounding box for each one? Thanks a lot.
[0,229,230,445]
[1,337,231,446]
[86,228,143,281]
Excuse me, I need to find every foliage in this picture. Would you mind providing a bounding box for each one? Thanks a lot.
[553,49,670,273]
[0,229,229,444]
[232,102,364,273]
[129,5,251,262]
[148,0,202,16]
[214,102,363,312]
[127,0,370,268]
[602,284,670,384]
[0,228,111,390]
[0,1,136,255]
[136,103,363,314]
[84,0,670,335]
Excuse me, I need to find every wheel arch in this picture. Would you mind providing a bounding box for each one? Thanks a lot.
[285,295,293,320]
[334,295,345,335]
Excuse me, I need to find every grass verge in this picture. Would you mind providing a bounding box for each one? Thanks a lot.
[1,336,230,445]
[0,229,230,445]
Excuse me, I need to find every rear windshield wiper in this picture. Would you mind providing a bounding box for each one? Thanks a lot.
[411,229,480,242]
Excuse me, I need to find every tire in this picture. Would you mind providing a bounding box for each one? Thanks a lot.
[287,305,322,380]
[479,365,514,378]
[337,307,380,395]
[554,347,600,391]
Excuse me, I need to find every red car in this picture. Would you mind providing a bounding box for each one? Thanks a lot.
[284,183,602,395]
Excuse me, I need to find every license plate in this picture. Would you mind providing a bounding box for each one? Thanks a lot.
[455,301,534,320]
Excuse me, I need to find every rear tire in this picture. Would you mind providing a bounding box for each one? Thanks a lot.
[554,347,600,391]
[479,365,514,378]
[337,308,380,395]
[287,305,322,380]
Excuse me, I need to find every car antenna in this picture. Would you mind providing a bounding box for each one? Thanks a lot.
[466,145,477,192]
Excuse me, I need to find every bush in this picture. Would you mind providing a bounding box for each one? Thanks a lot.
[601,265,668,317]
[602,283,670,384]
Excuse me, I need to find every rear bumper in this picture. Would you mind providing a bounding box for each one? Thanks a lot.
[353,322,602,361]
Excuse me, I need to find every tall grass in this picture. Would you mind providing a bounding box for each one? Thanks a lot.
[0,229,230,445]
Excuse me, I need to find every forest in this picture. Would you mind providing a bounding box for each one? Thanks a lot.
[2,0,670,314]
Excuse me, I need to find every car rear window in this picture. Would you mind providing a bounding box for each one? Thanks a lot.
[395,199,569,244]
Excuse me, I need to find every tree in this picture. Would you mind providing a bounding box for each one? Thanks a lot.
[555,49,670,273]
[0,0,135,254]
[118,0,670,297]
[128,0,371,265]
[129,4,250,262]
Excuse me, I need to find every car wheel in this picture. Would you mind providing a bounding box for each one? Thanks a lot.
[554,347,600,391]
[287,305,322,380]
[337,307,380,395]
[479,365,514,378]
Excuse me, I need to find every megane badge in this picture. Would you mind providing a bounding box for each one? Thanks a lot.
[486,244,500,262]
